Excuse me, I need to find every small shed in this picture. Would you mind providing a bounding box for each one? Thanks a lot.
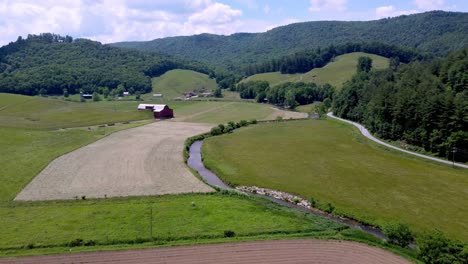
[81,93,93,99]
[137,104,174,119]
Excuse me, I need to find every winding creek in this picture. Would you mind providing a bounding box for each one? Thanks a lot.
[188,140,390,241]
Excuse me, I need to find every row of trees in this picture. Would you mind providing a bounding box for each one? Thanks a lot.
[333,49,468,161]
[236,80,335,108]
[244,42,427,76]
[0,34,215,96]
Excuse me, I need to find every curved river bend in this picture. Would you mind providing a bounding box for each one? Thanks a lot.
[188,140,395,242]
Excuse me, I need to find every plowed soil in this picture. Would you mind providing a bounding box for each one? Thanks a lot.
[1,239,412,264]
[15,121,214,201]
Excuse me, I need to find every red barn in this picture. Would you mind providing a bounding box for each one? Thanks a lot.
[138,104,174,119]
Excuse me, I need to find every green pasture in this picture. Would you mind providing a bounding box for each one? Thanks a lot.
[202,119,468,240]
[151,69,217,99]
[0,193,345,254]
[242,52,389,89]
[0,93,152,129]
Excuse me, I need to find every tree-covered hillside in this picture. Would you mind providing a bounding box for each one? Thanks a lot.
[333,48,468,161]
[112,11,468,71]
[0,33,211,96]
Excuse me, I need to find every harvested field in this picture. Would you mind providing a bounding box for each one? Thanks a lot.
[15,122,214,201]
[1,239,412,264]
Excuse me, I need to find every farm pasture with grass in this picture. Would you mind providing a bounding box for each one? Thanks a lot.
[242,52,389,89]
[1,193,351,256]
[150,69,217,99]
[202,119,468,240]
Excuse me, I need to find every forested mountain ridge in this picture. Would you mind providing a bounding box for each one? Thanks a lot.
[0,33,212,96]
[111,11,468,71]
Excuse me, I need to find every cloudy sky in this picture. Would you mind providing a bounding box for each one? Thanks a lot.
[0,0,466,46]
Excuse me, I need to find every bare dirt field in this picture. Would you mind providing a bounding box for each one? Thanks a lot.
[15,121,214,201]
[264,107,308,120]
[1,239,412,264]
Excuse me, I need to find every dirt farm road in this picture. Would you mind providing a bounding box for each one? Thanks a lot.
[15,121,214,201]
[1,239,411,264]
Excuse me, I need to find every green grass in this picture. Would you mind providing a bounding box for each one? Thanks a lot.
[242,52,389,89]
[151,69,217,99]
[202,119,468,240]
[0,93,153,129]
[0,193,346,255]
[296,103,321,113]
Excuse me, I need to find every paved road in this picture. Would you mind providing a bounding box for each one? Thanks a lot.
[327,112,468,169]
[1,239,411,264]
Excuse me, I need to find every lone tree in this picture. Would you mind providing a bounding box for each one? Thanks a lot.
[357,56,373,73]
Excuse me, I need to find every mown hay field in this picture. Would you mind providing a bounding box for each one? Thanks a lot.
[202,119,468,240]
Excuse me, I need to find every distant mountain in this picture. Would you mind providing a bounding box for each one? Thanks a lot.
[111,11,468,70]
[0,33,211,96]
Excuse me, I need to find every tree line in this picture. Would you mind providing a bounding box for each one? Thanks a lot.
[236,80,335,108]
[244,42,428,76]
[0,34,215,96]
[333,49,468,161]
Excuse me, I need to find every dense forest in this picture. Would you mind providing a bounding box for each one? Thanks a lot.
[112,11,468,72]
[236,81,335,108]
[0,33,213,96]
[244,42,425,75]
[333,49,468,161]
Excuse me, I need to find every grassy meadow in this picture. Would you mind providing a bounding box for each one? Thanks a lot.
[151,69,217,99]
[0,92,374,257]
[0,193,346,254]
[242,52,389,89]
[202,119,468,240]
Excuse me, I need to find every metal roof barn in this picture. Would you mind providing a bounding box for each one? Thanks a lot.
[137,104,174,119]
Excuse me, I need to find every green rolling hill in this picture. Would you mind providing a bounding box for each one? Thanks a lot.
[151,69,217,99]
[241,52,389,89]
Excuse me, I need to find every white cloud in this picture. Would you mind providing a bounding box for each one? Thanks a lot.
[309,0,348,12]
[414,0,445,10]
[0,0,245,45]
[375,6,418,19]
[263,4,270,14]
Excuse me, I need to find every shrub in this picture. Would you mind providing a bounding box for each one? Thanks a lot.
[250,119,257,124]
[418,231,467,263]
[84,240,96,246]
[324,202,335,213]
[210,127,223,136]
[383,223,413,247]
[25,243,34,249]
[239,120,248,127]
[292,197,301,204]
[308,197,317,207]
[68,238,84,247]
[224,230,236,238]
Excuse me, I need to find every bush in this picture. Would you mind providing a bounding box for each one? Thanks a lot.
[250,119,257,124]
[308,197,317,207]
[239,120,248,127]
[84,240,96,246]
[383,223,413,247]
[324,202,335,213]
[210,127,223,136]
[68,238,84,247]
[418,231,467,264]
[224,230,236,238]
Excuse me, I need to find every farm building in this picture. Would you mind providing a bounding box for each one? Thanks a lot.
[138,104,174,119]
[81,93,92,99]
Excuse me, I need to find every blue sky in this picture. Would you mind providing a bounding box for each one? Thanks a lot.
[0,0,466,45]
